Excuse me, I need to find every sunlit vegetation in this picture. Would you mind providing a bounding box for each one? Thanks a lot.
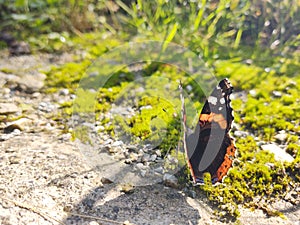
[1,0,299,220]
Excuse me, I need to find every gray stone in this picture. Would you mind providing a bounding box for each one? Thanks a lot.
[249,89,257,97]
[186,85,193,92]
[163,173,178,188]
[274,130,287,142]
[88,221,100,225]
[17,73,46,93]
[234,130,248,138]
[129,152,139,162]
[32,92,41,98]
[59,88,69,96]
[113,152,126,160]
[136,163,145,170]
[4,118,33,133]
[155,149,162,157]
[127,145,138,152]
[261,143,294,163]
[150,154,157,161]
[101,177,114,184]
[111,140,123,147]
[142,153,151,163]
[0,103,20,115]
[9,155,21,164]
[124,159,132,164]
[140,105,152,110]
[140,170,147,177]
[154,166,164,174]
[2,88,10,94]
[272,91,282,97]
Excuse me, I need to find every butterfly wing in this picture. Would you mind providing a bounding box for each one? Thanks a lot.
[187,78,236,184]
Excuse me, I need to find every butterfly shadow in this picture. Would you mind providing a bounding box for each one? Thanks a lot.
[63,182,201,225]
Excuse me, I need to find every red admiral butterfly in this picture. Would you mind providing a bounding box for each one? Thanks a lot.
[180,78,236,185]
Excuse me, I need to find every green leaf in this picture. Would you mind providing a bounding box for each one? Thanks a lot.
[162,22,178,52]
[194,0,207,30]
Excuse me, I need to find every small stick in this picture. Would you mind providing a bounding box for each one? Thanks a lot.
[179,81,196,183]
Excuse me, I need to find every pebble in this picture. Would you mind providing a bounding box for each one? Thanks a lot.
[2,88,10,94]
[140,170,147,177]
[103,138,113,145]
[154,166,164,174]
[249,89,256,97]
[140,105,152,110]
[155,150,161,157]
[88,221,100,225]
[120,183,134,193]
[101,177,114,184]
[127,145,138,152]
[234,130,248,138]
[136,163,146,170]
[186,85,193,92]
[59,88,69,96]
[32,92,41,98]
[111,140,123,147]
[38,101,57,113]
[4,118,32,133]
[123,221,135,225]
[272,91,282,97]
[58,133,72,141]
[9,155,21,164]
[129,152,139,162]
[0,134,10,141]
[141,153,151,163]
[163,173,178,188]
[274,130,287,142]
[95,125,105,132]
[167,155,178,164]
[114,153,126,160]
[150,154,157,161]
[17,73,46,93]
[109,147,118,154]
[187,190,197,199]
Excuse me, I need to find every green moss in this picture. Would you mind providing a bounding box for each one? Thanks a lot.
[194,134,296,219]
[45,60,90,92]
[286,143,299,157]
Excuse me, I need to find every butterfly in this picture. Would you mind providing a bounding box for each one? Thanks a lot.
[180,78,236,185]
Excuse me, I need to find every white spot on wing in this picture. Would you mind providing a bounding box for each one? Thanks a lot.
[220,98,225,104]
[218,107,223,111]
[208,96,218,105]
[216,85,221,90]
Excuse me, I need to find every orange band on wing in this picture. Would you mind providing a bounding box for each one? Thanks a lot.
[215,143,236,181]
[199,113,227,129]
